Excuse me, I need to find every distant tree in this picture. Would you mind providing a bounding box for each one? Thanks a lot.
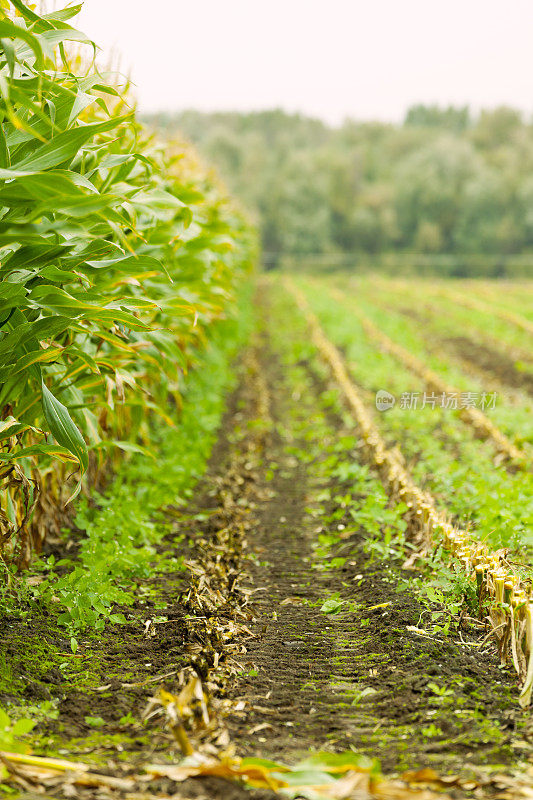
[404,104,471,133]
[394,136,479,250]
[518,176,533,248]
[453,169,515,253]
[415,220,443,253]
[276,152,331,254]
[470,107,523,149]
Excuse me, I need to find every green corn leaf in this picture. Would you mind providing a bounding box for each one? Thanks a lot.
[42,4,84,23]
[0,444,77,463]
[0,21,44,68]
[9,347,64,377]
[29,286,152,330]
[0,416,31,441]
[0,122,10,168]
[41,383,88,474]
[1,244,73,277]
[0,38,15,78]
[0,117,130,178]
[91,440,154,458]
[40,28,92,50]
[7,0,43,23]
[30,192,119,220]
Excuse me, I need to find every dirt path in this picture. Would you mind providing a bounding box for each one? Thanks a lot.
[3,288,533,799]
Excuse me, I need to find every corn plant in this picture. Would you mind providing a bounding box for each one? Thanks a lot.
[0,1,255,566]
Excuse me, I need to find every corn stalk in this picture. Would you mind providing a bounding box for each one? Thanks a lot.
[0,1,255,566]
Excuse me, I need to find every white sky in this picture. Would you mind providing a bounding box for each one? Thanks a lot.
[76,0,533,124]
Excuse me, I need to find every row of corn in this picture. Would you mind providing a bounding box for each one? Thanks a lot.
[0,2,255,566]
[287,279,533,707]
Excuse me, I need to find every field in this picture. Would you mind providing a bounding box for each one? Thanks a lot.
[2,5,533,799]
[2,270,533,799]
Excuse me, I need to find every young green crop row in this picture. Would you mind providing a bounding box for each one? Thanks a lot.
[0,2,255,566]
[400,280,533,339]
[355,277,533,364]
[318,276,533,446]
[328,286,527,466]
[296,278,533,556]
[285,276,533,704]
[329,281,533,448]
[356,287,533,442]
[447,279,533,317]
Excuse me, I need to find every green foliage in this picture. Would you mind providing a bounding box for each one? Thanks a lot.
[36,550,133,635]
[0,2,254,562]
[149,106,533,266]
[31,292,253,634]
[427,682,454,698]
[0,706,35,756]
[320,594,345,614]
[420,723,443,738]
[350,686,378,704]
[84,715,105,728]
[408,551,476,636]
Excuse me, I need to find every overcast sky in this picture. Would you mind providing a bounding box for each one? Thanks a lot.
[76,0,533,124]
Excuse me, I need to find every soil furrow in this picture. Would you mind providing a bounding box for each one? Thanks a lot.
[442,336,533,398]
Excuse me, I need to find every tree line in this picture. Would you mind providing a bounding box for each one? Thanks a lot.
[145,106,533,271]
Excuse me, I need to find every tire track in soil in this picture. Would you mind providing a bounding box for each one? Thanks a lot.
[224,304,531,789]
